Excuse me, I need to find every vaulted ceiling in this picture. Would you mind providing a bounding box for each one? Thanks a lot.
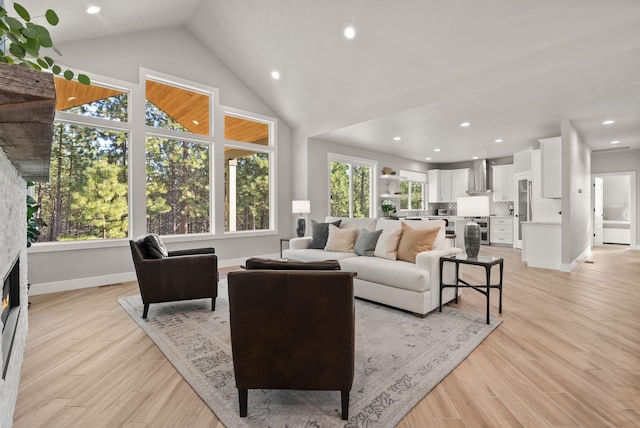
[20,0,640,162]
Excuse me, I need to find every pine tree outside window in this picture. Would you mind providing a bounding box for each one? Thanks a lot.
[329,154,375,218]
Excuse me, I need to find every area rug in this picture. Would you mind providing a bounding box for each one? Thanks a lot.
[118,281,501,427]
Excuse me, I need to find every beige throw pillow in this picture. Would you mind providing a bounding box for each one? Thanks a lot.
[397,222,441,263]
[324,225,358,252]
[373,228,403,260]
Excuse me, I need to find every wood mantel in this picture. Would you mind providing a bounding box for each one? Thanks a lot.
[0,63,56,181]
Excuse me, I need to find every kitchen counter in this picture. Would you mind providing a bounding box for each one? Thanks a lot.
[522,220,560,225]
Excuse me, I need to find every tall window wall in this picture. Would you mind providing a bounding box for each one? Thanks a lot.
[329,154,376,218]
[32,71,277,244]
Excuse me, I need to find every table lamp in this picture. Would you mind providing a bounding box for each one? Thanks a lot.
[292,200,311,237]
[457,196,490,258]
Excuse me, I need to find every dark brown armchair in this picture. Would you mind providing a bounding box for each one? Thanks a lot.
[129,238,218,318]
[227,267,356,420]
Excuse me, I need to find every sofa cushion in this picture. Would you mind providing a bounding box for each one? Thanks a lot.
[282,248,359,262]
[310,219,342,249]
[245,257,341,270]
[397,223,440,263]
[377,219,447,250]
[373,228,402,260]
[142,234,168,258]
[324,225,358,252]
[340,256,431,292]
[354,229,383,256]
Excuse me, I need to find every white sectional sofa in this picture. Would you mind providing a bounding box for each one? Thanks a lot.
[282,216,463,317]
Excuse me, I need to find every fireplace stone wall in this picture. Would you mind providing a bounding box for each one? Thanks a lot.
[0,146,28,427]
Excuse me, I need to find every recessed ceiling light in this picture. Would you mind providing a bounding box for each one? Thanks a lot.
[472,156,479,160]
[192,120,199,125]
[67,96,77,101]
[602,120,615,125]
[86,6,101,14]
[610,140,620,145]
[271,71,280,80]
[425,157,431,161]
[494,139,503,143]
[344,27,356,39]
[460,122,470,127]
[393,136,401,141]
[434,148,441,152]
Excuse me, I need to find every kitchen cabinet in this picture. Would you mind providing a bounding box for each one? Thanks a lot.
[490,217,513,245]
[379,174,407,198]
[492,164,514,202]
[539,137,562,199]
[522,222,561,270]
[428,169,469,203]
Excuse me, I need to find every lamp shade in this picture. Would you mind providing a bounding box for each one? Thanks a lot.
[457,196,490,217]
[292,200,311,214]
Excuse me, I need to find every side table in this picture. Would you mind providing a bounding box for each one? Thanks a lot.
[439,254,504,324]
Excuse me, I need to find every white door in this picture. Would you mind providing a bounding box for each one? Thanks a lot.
[593,176,604,246]
[514,171,531,249]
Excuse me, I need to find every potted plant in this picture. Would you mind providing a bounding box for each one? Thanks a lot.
[381,200,396,218]
[1,2,90,84]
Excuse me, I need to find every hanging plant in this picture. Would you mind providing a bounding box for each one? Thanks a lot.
[0,2,90,84]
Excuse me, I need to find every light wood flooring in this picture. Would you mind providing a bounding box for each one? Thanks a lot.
[14,245,640,427]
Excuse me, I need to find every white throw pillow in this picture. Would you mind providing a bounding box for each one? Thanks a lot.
[324,225,358,253]
[373,228,403,260]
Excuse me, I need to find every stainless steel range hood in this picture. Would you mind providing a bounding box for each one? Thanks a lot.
[467,159,493,194]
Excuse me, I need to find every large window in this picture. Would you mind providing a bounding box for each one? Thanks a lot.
[224,113,274,232]
[399,170,426,211]
[34,78,129,241]
[145,78,213,235]
[146,136,210,235]
[30,71,277,245]
[329,154,375,218]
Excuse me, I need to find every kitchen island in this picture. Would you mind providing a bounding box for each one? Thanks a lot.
[522,221,561,270]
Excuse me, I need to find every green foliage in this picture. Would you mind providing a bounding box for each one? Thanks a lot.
[330,161,371,218]
[228,152,270,231]
[26,181,46,247]
[0,2,90,84]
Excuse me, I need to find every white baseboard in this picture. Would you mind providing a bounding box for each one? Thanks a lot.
[561,247,589,272]
[29,272,138,295]
[28,253,280,295]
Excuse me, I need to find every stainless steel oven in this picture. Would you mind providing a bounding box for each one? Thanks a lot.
[474,217,490,245]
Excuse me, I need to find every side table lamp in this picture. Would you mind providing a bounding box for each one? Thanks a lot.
[456,195,490,258]
[292,200,311,237]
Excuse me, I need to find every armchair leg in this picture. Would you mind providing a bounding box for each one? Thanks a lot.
[238,388,248,417]
[142,304,149,319]
[212,297,216,311]
[341,390,350,420]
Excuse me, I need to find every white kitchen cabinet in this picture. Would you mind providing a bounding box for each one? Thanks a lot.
[490,217,513,245]
[492,164,514,202]
[428,169,469,203]
[539,136,562,199]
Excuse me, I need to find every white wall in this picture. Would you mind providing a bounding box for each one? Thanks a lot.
[602,175,630,209]
[592,148,640,248]
[306,137,428,221]
[28,27,293,293]
[561,121,591,269]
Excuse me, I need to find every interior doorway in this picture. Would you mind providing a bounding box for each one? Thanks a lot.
[591,171,636,248]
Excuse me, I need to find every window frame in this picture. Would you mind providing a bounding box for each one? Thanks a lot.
[28,67,279,250]
[221,106,277,235]
[327,153,377,218]
[398,169,427,212]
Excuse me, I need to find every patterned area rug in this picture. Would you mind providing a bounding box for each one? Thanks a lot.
[118,281,501,427]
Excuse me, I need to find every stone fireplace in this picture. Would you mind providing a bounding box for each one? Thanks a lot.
[0,63,55,427]
[0,147,29,428]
